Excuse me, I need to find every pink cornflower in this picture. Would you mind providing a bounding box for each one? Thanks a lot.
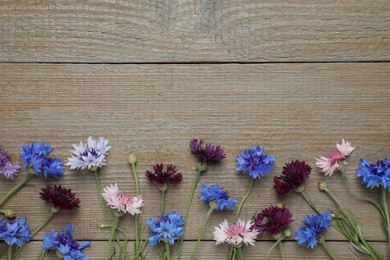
[214,219,258,246]
[315,139,355,177]
[102,183,143,215]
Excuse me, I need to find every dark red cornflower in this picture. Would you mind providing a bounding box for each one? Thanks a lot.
[145,163,182,186]
[274,160,312,195]
[39,185,80,211]
[252,204,293,235]
[189,139,225,163]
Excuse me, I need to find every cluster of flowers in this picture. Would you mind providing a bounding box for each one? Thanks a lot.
[0,137,388,260]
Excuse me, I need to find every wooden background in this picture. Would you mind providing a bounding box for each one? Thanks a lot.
[0,1,389,259]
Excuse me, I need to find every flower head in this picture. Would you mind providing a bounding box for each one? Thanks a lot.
[145,163,183,187]
[42,224,90,260]
[274,160,312,195]
[199,183,237,211]
[67,136,111,171]
[252,204,293,235]
[356,158,390,191]
[39,185,80,211]
[0,218,32,247]
[214,219,258,246]
[189,139,225,163]
[0,146,21,180]
[102,183,143,215]
[20,142,64,179]
[295,212,332,249]
[315,139,355,177]
[236,146,276,179]
[147,212,185,246]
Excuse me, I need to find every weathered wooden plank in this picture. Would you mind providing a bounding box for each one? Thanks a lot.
[18,241,390,259]
[0,63,389,243]
[0,1,389,62]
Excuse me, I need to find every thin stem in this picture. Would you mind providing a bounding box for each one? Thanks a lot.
[93,169,109,223]
[106,215,120,260]
[129,161,142,259]
[320,240,337,260]
[161,189,165,216]
[0,173,31,207]
[131,164,139,196]
[265,235,285,260]
[299,190,319,214]
[33,211,55,236]
[8,246,12,260]
[178,169,202,260]
[323,188,343,211]
[278,240,285,260]
[165,241,171,260]
[380,187,390,255]
[236,247,244,260]
[235,178,254,221]
[228,246,234,260]
[190,207,213,260]
[38,250,46,260]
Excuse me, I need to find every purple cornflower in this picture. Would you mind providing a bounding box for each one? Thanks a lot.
[0,146,21,180]
[189,139,225,163]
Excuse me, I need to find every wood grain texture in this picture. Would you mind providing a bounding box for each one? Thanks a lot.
[0,0,389,63]
[0,63,389,258]
[17,241,390,259]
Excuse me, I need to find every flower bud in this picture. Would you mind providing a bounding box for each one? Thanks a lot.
[196,162,207,173]
[318,182,328,191]
[128,153,137,165]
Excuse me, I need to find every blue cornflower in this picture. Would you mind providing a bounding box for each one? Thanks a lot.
[0,218,32,247]
[42,224,90,260]
[20,142,64,179]
[295,212,332,249]
[356,158,390,191]
[236,146,276,179]
[199,183,237,211]
[147,212,185,246]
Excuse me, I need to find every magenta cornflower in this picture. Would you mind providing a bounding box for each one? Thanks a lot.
[146,163,182,186]
[189,139,225,163]
[252,204,293,235]
[274,160,312,195]
[316,139,354,177]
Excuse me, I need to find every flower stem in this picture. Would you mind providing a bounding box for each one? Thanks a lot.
[322,187,343,211]
[320,240,337,260]
[106,215,119,260]
[8,246,12,260]
[93,169,109,223]
[236,246,244,260]
[38,250,46,260]
[230,247,237,260]
[161,189,165,216]
[265,235,285,260]
[235,178,254,221]
[33,210,56,236]
[380,187,390,255]
[131,163,140,196]
[129,161,142,259]
[178,168,202,260]
[190,207,213,260]
[298,190,319,214]
[165,241,171,260]
[0,173,32,207]
[278,240,285,260]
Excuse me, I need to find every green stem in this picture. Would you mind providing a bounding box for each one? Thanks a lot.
[0,173,31,207]
[235,178,254,221]
[323,188,343,211]
[236,246,244,260]
[165,241,171,260]
[33,211,55,236]
[38,250,46,260]
[161,189,165,216]
[178,169,202,260]
[8,246,12,260]
[380,187,390,255]
[131,164,139,196]
[298,190,319,214]
[265,235,285,260]
[231,247,237,260]
[190,207,213,260]
[320,240,337,260]
[106,215,120,260]
[278,240,285,260]
[94,169,109,223]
